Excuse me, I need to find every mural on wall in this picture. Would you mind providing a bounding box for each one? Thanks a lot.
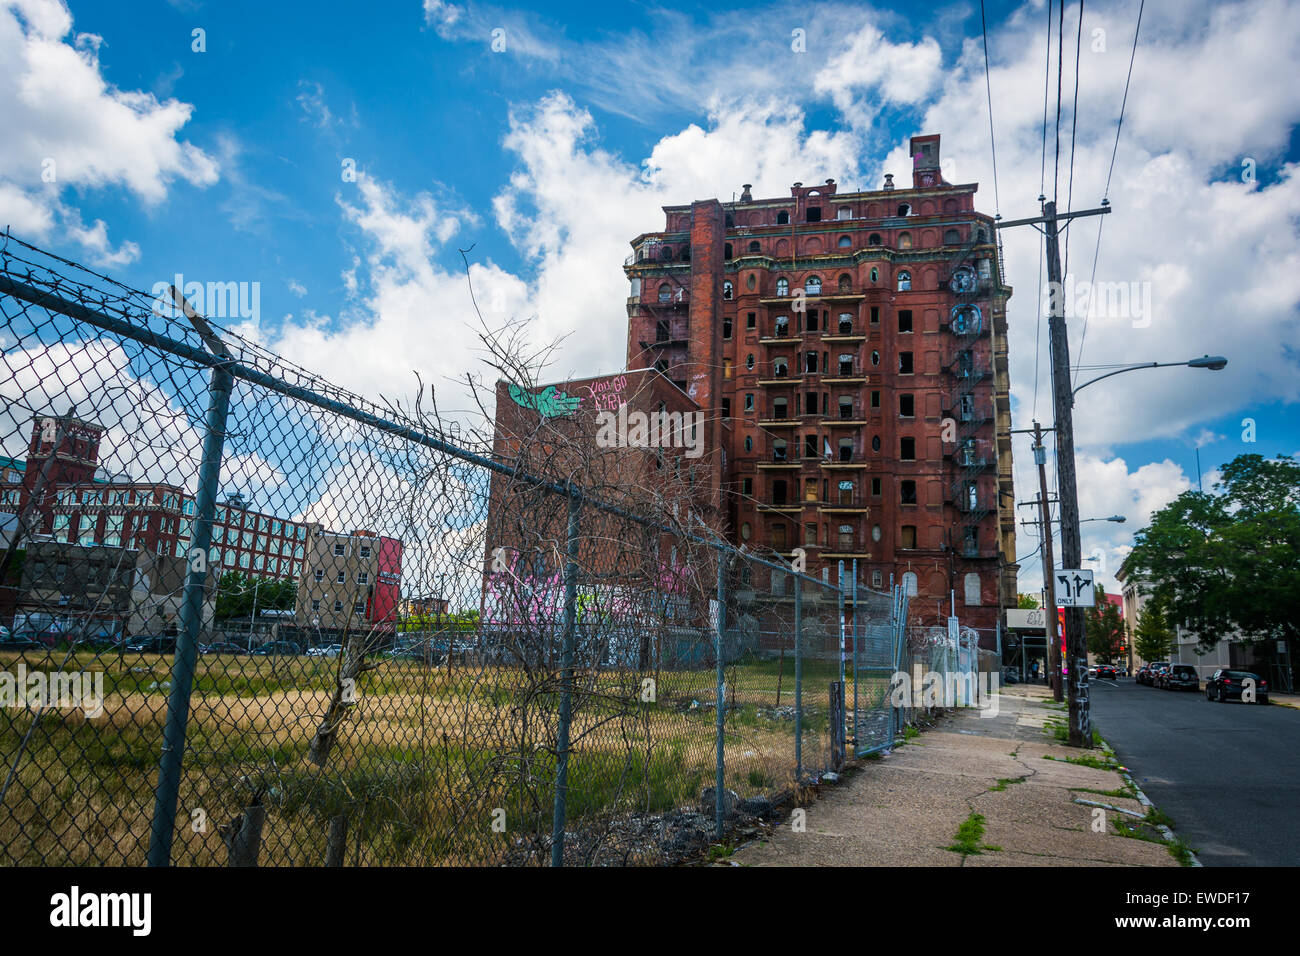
[506,383,581,418]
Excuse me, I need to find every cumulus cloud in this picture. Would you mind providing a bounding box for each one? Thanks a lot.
[0,0,218,263]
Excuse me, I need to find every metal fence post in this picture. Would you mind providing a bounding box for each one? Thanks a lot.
[890,586,903,743]
[551,488,582,867]
[851,559,859,755]
[714,552,727,840]
[147,360,232,867]
[794,574,803,781]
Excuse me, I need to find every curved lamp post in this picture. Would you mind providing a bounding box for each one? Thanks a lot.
[1072,355,1227,403]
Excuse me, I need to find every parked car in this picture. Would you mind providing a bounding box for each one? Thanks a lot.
[1142,662,1171,686]
[125,635,177,654]
[250,641,303,657]
[1205,669,1269,704]
[1086,665,1097,679]
[201,642,246,655]
[306,643,342,658]
[1161,664,1199,691]
[0,633,47,651]
[1095,664,1117,680]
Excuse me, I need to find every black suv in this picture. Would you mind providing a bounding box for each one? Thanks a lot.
[1162,664,1199,691]
[1205,669,1269,704]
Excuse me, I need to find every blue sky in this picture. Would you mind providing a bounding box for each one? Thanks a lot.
[2,0,1299,596]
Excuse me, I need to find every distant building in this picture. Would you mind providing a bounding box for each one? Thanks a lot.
[400,594,450,617]
[295,528,402,631]
[0,415,315,583]
[13,540,213,640]
[484,367,712,629]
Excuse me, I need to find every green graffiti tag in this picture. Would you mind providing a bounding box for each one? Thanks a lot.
[507,382,581,418]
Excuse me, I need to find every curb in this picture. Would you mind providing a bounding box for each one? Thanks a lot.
[1105,745,1202,868]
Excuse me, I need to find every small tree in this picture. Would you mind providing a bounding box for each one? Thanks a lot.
[1084,586,1126,663]
[1133,602,1176,663]
[1017,593,1040,609]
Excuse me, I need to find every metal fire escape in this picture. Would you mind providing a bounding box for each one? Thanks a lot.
[942,225,996,559]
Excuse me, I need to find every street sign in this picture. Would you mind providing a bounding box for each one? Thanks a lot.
[1055,569,1095,607]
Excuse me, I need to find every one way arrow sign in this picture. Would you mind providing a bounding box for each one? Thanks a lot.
[1055,569,1095,607]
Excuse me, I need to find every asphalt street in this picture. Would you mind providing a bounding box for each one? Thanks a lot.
[1090,677,1300,866]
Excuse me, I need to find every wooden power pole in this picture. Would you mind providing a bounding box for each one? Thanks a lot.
[998,200,1111,748]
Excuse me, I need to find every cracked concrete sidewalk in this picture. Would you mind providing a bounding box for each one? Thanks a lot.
[730,684,1178,867]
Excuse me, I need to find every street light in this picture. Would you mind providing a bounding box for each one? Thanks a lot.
[1072,355,1227,402]
[1080,515,1126,524]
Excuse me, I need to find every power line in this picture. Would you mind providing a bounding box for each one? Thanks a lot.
[1035,0,1054,416]
[1072,0,1145,385]
[979,0,1002,215]
[1054,0,1065,204]
[1064,0,1084,278]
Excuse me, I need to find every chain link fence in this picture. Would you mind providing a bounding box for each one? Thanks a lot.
[1,234,947,866]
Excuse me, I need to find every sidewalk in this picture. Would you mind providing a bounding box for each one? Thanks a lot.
[730,685,1181,867]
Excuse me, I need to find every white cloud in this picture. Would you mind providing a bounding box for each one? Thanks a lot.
[288,279,308,298]
[0,0,218,260]
[813,22,944,127]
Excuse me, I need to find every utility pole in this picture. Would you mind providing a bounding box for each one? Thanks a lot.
[1030,421,1063,701]
[999,200,1110,748]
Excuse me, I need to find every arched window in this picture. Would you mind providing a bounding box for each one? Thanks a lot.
[773,357,788,377]
[837,274,852,292]
[897,270,911,291]
[774,315,790,336]
[898,232,912,250]
[944,228,961,245]
[869,267,879,283]
[871,349,880,366]
[897,203,911,217]
[723,281,733,300]
[744,435,753,451]
[838,313,853,334]
[902,571,918,597]
[748,240,761,253]
[805,275,822,295]
[964,572,981,606]
[868,233,881,245]
[838,439,854,462]
[773,439,788,461]
[776,210,790,225]
[837,235,852,248]
[658,283,671,303]
[661,245,674,261]
[746,353,755,370]
[776,277,789,297]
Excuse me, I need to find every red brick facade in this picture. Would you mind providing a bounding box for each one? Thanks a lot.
[624,135,1018,645]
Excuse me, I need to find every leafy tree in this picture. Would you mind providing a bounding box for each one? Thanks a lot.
[1017,593,1041,609]
[1084,585,1126,663]
[1132,602,1176,663]
[214,570,297,620]
[1125,453,1300,655]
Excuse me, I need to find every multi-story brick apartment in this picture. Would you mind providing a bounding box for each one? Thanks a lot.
[295,528,402,631]
[0,415,314,582]
[623,134,1018,645]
